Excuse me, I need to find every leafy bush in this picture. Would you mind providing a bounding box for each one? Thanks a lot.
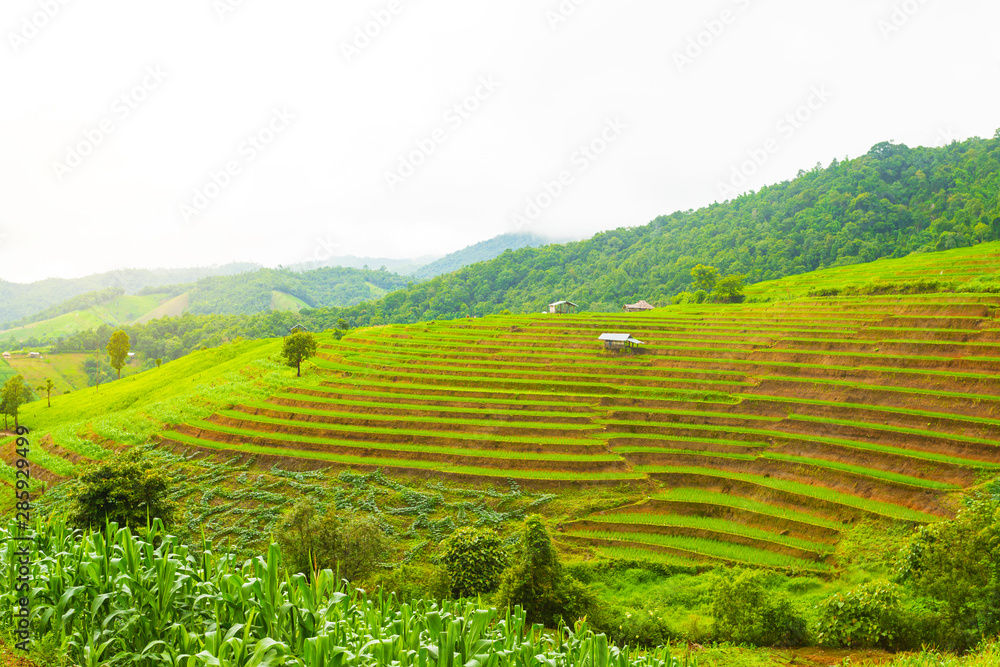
[373,563,450,602]
[896,487,1000,650]
[277,499,390,583]
[495,515,597,627]
[68,448,176,529]
[439,526,507,598]
[814,580,901,649]
[712,568,808,647]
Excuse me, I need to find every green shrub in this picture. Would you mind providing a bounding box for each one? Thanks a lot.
[814,580,901,649]
[439,526,507,598]
[594,604,676,648]
[277,499,390,583]
[373,563,450,602]
[895,487,1000,650]
[68,448,176,530]
[712,568,808,647]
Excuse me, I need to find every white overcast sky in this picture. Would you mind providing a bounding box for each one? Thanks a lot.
[1,0,998,283]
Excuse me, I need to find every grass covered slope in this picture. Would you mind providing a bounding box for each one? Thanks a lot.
[146,286,1000,572]
[748,240,1000,299]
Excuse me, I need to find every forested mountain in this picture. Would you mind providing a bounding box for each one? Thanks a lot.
[4,287,126,329]
[410,233,549,280]
[172,266,412,316]
[330,136,1000,323]
[0,263,259,326]
[288,254,431,275]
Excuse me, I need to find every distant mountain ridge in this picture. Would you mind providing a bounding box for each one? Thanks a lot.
[410,233,549,280]
[0,263,260,326]
[1,232,550,329]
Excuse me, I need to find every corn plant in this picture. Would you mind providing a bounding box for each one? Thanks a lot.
[0,516,696,667]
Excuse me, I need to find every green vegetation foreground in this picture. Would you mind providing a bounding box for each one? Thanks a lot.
[0,516,690,667]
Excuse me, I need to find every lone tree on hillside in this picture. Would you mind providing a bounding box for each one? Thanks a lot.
[495,515,596,626]
[712,274,746,303]
[37,378,55,408]
[1,375,32,430]
[106,330,131,379]
[281,331,318,377]
[691,264,719,292]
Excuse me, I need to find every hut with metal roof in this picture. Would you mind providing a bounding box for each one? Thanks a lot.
[548,300,578,314]
[598,333,645,350]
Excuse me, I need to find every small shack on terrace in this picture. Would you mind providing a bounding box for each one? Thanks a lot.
[598,333,645,350]
[548,300,578,314]
[623,300,655,312]
[289,323,310,333]
[1,352,10,359]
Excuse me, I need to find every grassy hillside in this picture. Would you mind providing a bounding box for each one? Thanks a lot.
[2,351,90,395]
[134,291,190,323]
[0,263,258,326]
[749,241,1000,299]
[0,294,169,344]
[271,289,310,312]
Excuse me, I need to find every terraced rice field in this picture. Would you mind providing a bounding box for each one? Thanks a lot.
[159,292,1000,571]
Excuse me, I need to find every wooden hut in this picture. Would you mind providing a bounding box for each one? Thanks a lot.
[548,300,578,314]
[598,333,645,350]
[623,300,655,312]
